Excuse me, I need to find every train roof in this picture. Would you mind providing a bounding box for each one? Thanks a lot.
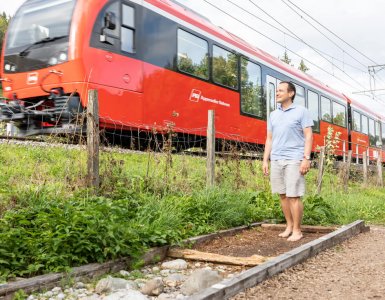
[148,0,385,121]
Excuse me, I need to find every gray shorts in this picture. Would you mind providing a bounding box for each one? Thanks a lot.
[270,160,305,197]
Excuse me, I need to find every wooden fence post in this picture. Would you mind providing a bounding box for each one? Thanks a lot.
[377,154,383,187]
[206,110,215,187]
[363,151,368,187]
[87,89,100,191]
[316,146,325,194]
[343,150,352,191]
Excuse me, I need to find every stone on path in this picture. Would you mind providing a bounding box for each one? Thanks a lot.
[95,276,136,294]
[180,268,222,296]
[103,290,148,300]
[164,273,187,287]
[140,278,164,296]
[161,259,188,270]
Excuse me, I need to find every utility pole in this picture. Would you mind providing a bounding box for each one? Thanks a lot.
[353,64,385,101]
[368,64,385,99]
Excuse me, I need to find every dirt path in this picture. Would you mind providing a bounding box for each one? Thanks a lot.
[231,226,385,300]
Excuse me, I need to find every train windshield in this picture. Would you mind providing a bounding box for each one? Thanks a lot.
[3,0,76,73]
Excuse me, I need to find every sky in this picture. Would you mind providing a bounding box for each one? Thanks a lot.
[1,0,385,115]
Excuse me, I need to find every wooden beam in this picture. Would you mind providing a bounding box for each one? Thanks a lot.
[168,249,271,266]
[261,223,337,233]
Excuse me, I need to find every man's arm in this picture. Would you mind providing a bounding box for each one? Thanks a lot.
[300,127,313,175]
[263,131,272,176]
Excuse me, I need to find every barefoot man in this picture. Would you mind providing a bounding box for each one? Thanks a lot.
[263,81,313,242]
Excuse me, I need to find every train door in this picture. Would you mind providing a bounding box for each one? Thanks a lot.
[266,75,280,120]
[347,102,352,150]
[90,0,144,93]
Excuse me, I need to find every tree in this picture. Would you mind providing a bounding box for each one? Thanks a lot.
[0,12,10,54]
[298,59,309,73]
[280,50,293,66]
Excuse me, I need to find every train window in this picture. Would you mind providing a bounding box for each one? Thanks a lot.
[240,58,263,117]
[353,111,361,132]
[121,5,135,53]
[213,45,238,89]
[92,1,120,48]
[307,90,320,132]
[321,96,332,122]
[177,29,209,79]
[375,121,382,147]
[269,83,276,113]
[294,84,305,107]
[123,5,135,27]
[332,101,346,127]
[369,118,375,146]
[361,115,368,135]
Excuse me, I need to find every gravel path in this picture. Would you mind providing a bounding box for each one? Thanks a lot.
[232,225,385,300]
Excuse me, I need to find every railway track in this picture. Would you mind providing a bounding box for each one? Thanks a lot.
[0,134,264,160]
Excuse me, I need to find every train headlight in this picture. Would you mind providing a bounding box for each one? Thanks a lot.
[48,51,68,66]
[59,52,67,61]
[48,57,58,65]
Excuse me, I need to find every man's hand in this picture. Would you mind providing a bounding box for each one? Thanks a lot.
[263,160,269,176]
[300,159,311,175]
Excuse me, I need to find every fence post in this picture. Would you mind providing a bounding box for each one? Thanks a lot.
[342,140,346,163]
[317,146,325,194]
[87,89,100,192]
[343,150,352,191]
[355,144,359,164]
[363,151,368,187]
[206,110,215,187]
[377,154,383,187]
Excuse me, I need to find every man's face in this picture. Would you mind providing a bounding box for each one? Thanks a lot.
[276,83,294,104]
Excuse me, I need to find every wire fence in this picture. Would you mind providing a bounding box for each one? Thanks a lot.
[0,90,383,206]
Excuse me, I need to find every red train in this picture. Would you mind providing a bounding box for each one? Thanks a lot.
[1,0,384,161]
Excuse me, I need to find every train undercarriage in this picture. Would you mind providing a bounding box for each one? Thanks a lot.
[0,89,84,136]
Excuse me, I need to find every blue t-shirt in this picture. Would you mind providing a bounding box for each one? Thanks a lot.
[267,104,314,160]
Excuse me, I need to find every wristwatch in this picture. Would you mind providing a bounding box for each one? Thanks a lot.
[304,155,311,160]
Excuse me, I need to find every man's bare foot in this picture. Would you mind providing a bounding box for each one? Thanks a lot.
[287,232,303,242]
[278,228,292,238]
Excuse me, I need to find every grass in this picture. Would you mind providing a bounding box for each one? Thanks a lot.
[0,141,384,280]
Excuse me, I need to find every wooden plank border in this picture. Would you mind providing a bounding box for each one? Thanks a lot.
[181,222,264,247]
[188,220,369,300]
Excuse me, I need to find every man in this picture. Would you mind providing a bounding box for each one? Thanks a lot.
[262,81,313,242]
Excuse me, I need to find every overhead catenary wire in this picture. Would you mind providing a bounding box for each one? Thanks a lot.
[285,0,379,66]
[246,0,371,91]
[224,0,366,73]
[200,0,368,92]
[281,0,385,89]
[281,0,369,69]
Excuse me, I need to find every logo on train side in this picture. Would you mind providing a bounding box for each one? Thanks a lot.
[189,89,201,102]
[27,72,39,85]
[357,138,367,144]
[188,89,231,107]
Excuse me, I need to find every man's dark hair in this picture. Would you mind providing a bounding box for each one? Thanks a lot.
[280,81,296,102]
